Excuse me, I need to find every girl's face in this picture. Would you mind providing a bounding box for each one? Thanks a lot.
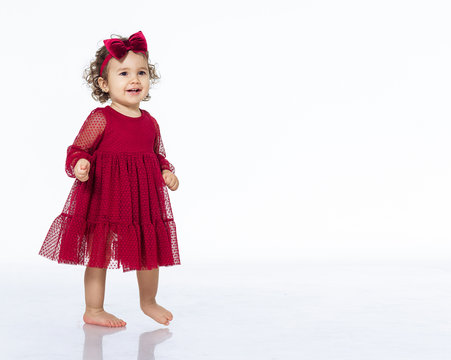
[98,51,151,109]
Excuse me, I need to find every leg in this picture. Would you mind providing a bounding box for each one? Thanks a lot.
[137,267,173,325]
[82,266,126,327]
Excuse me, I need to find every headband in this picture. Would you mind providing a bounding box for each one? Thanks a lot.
[100,30,148,77]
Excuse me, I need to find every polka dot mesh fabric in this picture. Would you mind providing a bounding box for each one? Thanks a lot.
[38,106,181,272]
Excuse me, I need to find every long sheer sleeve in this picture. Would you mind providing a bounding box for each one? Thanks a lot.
[151,115,175,174]
[65,108,107,178]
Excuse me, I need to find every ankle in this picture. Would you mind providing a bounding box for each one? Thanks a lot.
[140,298,157,307]
[85,307,105,313]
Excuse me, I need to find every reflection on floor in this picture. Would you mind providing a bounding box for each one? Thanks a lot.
[82,324,170,360]
[2,258,451,359]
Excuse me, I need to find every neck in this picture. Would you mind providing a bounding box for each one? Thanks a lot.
[110,102,141,117]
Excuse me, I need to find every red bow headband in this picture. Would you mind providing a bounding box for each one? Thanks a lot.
[100,31,148,77]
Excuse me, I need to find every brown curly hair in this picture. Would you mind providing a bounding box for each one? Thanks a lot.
[83,33,161,103]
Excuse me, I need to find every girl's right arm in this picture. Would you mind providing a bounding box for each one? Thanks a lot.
[65,108,106,178]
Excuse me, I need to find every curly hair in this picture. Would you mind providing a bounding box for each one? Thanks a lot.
[83,34,161,103]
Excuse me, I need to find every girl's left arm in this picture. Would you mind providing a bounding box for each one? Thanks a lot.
[151,115,175,174]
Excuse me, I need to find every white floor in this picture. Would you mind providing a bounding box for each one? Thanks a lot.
[2,258,451,359]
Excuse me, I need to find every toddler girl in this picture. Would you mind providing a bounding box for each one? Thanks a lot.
[38,31,181,328]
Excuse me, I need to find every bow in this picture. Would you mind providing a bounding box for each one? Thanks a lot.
[104,31,147,59]
[100,31,148,76]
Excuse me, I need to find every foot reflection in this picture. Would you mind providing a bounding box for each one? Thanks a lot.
[138,329,173,360]
[82,324,172,360]
[82,324,126,359]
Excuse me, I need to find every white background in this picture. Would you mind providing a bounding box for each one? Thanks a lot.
[1,0,449,264]
[1,1,451,358]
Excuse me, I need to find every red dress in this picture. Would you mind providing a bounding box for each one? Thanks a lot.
[38,105,181,272]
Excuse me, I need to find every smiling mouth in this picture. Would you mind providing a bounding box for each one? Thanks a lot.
[127,89,141,93]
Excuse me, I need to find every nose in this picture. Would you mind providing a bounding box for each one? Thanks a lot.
[130,72,141,83]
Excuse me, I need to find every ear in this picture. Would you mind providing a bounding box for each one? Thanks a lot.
[98,77,109,93]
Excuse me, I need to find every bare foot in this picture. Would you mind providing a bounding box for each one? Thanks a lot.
[140,301,173,326]
[83,309,127,328]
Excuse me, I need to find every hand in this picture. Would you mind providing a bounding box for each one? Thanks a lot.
[162,169,179,191]
[75,158,91,182]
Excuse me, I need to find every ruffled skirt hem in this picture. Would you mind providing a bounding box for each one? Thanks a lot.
[38,213,181,273]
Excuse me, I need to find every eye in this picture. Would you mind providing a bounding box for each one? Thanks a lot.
[119,71,127,76]
[139,70,147,75]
